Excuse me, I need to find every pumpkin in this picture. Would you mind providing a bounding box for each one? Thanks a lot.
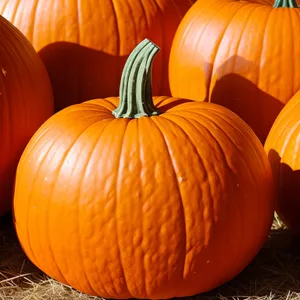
[0,15,54,215]
[258,0,275,2]
[265,89,300,235]
[169,0,300,143]
[13,39,274,299]
[254,0,279,3]
[0,0,193,111]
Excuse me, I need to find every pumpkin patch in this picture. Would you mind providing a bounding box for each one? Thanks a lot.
[13,39,275,299]
[169,0,300,143]
[0,0,298,298]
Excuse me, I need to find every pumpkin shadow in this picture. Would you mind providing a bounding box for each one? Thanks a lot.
[207,55,285,143]
[157,98,195,111]
[38,42,169,112]
[0,213,48,286]
[0,212,12,230]
[38,42,128,112]
[267,149,300,236]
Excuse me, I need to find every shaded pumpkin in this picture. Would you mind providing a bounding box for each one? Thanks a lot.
[0,15,54,215]
[0,0,193,111]
[169,0,300,143]
[265,89,300,235]
[13,39,274,299]
[252,0,278,3]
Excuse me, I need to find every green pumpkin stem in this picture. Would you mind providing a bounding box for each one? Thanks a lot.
[113,39,161,118]
[273,0,298,7]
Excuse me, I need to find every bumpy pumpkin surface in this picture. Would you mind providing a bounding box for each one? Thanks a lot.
[0,15,54,215]
[0,0,193,111]
[14,39,274,299]
[265,89,300,235]
[169,0,300,143]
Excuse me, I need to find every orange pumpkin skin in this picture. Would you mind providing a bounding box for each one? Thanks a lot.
[14,100,275,298]
[14,39,274,298]
[265,90,300,235]
[0,15,54,215]
[0,0,193,111]
[169,0,300,143]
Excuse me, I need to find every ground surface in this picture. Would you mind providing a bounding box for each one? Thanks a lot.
[0,215,299,300]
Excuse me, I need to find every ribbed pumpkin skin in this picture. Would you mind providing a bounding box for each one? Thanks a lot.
[169,0,300,143]
[265,90,300,235]
[14,97,274,299]
[0,0,193,111]
[0,15,54,215]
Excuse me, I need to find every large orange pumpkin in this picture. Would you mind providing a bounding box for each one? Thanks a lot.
[0,15,54,215]
[169,0,300,143]
[0,0,193,111]
[13,39,274,299]
[265,89,300,235]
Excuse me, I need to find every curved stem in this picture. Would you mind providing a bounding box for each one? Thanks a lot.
[113,39,161,119]
[273,0,298,7]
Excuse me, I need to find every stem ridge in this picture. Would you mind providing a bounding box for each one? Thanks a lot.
[113,39,161,119]
[273,0,298,7]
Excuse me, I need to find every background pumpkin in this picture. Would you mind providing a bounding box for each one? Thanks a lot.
[253,0,277,3]
[0,15,54,215]
[265,89,300,235]
[13,39,274,299]
[0,0,193,111]
[169,0,300,143]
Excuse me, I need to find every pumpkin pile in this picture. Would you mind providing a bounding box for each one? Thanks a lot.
[0,0,300,299]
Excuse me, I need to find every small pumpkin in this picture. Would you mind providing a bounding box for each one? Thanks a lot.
[0,0,193,111]
[14,39,274,299]
[0,15,54,215]
[169,0,300,143]
[265,89,300,235]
